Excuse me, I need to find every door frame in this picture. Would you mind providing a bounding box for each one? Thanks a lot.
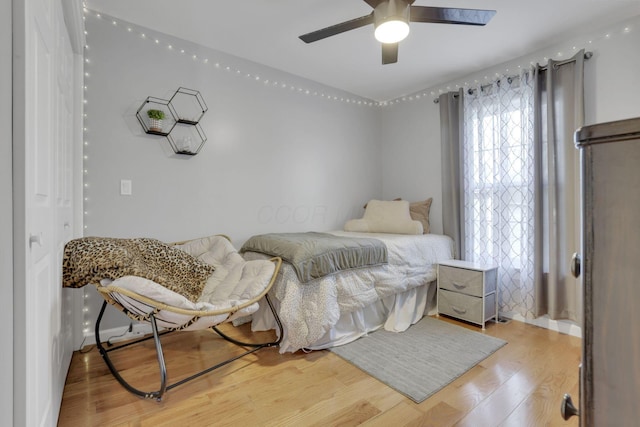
[1,0,13,425]
[11,0,27,423]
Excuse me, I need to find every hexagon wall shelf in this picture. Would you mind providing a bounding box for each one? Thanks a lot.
[168,87,208,125]
[137,87,207,156]
[136,96,176,136]
[167,123,207,155]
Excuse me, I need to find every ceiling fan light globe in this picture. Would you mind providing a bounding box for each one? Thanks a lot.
[374,20,410,43]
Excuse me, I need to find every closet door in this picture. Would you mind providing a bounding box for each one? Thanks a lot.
[13,0,78,424]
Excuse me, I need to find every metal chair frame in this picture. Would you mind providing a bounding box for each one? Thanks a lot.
[93,257,283,401]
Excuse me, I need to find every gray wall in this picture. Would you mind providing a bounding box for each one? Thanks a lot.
[83,13,382,329]
[582,17,640,124]
[380,98,444,234]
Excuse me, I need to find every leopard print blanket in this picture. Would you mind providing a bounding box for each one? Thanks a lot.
[62,237,215,303]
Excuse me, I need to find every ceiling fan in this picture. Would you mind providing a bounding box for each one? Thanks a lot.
[299,0,496,65]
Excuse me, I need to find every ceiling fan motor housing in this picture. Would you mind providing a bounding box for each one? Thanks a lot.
[298,0,495,64]
[374,0,411,43]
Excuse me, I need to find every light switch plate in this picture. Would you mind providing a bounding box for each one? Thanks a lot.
[120,179,132,195]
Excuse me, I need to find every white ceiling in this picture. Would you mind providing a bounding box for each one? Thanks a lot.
[85,0,640,101]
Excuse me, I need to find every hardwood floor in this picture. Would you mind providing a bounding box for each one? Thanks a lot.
[58,316,581,426]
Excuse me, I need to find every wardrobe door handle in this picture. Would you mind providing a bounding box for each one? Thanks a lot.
[571,253,581,278]
[561,393,579,420]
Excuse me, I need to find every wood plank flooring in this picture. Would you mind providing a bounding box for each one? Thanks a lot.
[58,316,581,426]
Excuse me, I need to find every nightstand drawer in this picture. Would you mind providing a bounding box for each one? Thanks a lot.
[438,265,484,297]
[438,289,496,325]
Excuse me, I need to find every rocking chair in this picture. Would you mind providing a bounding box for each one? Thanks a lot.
[90,234,283,401]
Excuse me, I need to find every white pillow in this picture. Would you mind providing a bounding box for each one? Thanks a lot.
[344,200,423,235]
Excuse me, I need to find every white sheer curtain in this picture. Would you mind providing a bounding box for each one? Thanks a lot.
[462,72,537,318]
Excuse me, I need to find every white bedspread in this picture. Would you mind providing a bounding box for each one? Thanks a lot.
[244,231,454,352]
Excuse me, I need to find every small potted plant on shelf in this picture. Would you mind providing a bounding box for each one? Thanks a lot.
[147,109,165,132]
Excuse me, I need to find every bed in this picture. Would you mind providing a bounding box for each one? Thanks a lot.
[242,229,455,353]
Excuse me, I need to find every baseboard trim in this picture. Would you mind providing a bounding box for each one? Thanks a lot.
[81,312,581,349]
[81,323,154,349]
[501,312,582,338]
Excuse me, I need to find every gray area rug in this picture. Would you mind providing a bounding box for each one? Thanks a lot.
[329,316,507,403]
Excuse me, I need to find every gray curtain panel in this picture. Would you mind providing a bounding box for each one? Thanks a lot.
[533,50,585,321]
[439,89,464,259]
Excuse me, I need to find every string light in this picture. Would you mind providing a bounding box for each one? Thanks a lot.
[387,18,636,106]
[84,9,378,107]
[83,20,92,333]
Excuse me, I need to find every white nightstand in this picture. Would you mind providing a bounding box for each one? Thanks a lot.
[437,260,498,329]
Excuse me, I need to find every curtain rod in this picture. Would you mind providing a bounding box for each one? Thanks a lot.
[539,51,592,71]
[432,51,592,104]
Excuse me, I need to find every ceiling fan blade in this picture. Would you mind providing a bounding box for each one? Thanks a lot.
[365,0,417,6]
[409,6,496,26]
[382,43,398,65]
[299,13,374,43]
[362,0,383,7]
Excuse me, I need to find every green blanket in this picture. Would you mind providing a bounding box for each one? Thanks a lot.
[62,237,215,303]
[240,232,387,283]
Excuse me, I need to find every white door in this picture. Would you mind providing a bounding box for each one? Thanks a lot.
[14,0,78,425]
[25,0,57,420]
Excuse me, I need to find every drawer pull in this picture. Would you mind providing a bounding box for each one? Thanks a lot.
[451,305,467,315]
[452,282,467,290]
